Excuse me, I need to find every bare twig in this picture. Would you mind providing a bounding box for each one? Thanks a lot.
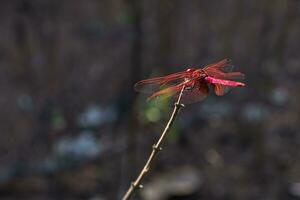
[122,85,186,200]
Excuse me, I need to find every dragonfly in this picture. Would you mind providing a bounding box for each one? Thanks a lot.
[134,58,245,104]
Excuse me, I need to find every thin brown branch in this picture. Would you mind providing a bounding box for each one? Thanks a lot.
[122,85,186,200]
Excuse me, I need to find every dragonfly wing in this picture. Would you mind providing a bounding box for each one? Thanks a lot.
[147,84,182,101]
[147,78,208,104]
[204,59,244,80]
[221,71,245,79]
[205,69,245,80]
[204,58,231,70]
[180,81,209,104]
[134,71,191,94]
[213,84,232,96]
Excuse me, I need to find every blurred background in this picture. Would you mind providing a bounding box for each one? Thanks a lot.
[0,0,300,199]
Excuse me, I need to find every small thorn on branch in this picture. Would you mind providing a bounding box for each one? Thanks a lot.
[175,103,185,108]
[131,182,136,187]
[152,145,162,151]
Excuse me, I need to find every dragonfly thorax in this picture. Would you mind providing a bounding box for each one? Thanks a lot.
[183,68,196,90]
[186,68,202,79]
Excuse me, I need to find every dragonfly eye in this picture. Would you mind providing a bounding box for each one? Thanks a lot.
[186,68,195,72]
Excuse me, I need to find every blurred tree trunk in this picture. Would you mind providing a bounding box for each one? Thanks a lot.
[119,0,142,198]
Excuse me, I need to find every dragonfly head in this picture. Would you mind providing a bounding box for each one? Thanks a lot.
[186,68,198,79]
[184,68,196,89]
[186,68,195,72]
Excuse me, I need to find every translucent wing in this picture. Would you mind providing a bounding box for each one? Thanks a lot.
[212,84,232,96]
[206,69,245,80]
[204,58,245,80]
[179,80,209,104]
[134,70,192,94]
[148,79,209,105]
[147,84,182,101]
[204,58,232,70]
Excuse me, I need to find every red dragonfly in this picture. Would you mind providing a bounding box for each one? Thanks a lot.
[134,58,245,104]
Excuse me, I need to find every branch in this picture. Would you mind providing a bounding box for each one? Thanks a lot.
[122,85,186,200]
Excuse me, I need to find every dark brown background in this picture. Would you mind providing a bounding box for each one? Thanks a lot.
[0,0,299,199]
